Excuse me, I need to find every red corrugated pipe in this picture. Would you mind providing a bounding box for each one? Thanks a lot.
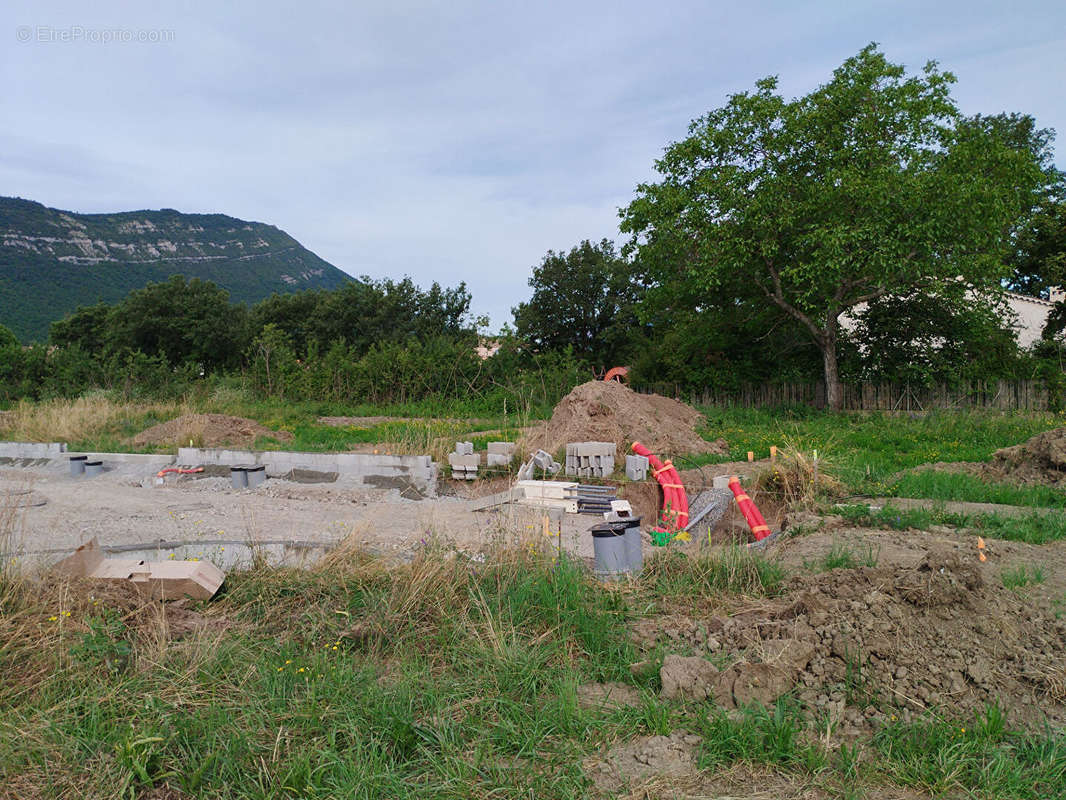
[727,476,771,541]
[631,441,688,532]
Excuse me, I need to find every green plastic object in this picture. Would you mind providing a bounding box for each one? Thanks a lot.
[650,527,673,547]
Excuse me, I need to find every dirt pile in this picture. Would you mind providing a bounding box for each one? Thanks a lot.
[988,427,1066,485]
[523,381,727,460]
[632,547,1066,733]
[132,414,293,449]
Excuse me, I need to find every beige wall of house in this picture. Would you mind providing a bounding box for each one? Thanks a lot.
[1007,290,1060,348]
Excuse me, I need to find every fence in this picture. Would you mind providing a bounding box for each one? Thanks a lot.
[638,380,1055,411]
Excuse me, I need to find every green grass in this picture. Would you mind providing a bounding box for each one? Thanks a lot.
[1001,564,1047,590]
[694,406,1064,495]
[876,705,1066,799]
[641,545,786,599]
[889,470,1066,509]
[806,539,880,572]
[837,503,1066,545]
[1,547,1063,799]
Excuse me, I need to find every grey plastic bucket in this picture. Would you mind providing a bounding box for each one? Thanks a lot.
[623,516,643,575]
[69,455,87,476]
[591,520,631,581]
[246,464,266,488]
[230,466,248,489]
[84,460,103,478]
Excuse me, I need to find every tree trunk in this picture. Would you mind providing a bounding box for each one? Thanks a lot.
[823,344,842,411]
[821,315,842,411]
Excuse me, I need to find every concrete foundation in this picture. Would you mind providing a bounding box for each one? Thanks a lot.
[0,442,67,458]
[178,447,438,497]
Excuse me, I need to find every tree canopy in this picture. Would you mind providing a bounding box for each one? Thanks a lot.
[621,44,1055,408]
[512,239,645,368]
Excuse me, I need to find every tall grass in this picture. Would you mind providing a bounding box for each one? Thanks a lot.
[1,395,188,447]
[641,545,786,599]
[1,543,1062,798]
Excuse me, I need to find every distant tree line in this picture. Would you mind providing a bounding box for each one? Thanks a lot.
[0,274,583,413]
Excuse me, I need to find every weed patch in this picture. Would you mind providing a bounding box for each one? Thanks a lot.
[642,546,785,599]
[1001,564,1047,590]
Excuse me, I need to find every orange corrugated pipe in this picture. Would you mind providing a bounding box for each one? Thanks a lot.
[727,476,771,541]
[632,441,688,532]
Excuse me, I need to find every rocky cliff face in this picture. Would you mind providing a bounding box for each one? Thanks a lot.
[0,197,351,341]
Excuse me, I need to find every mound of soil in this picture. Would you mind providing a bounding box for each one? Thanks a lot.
[523,381,727,460]
[632,546,1066,733]
[132,414,293,449]
[988,427,1066,486]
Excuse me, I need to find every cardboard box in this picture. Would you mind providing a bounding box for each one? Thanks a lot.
[54,537,225,601]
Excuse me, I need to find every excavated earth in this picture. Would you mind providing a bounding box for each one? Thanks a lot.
[131,414,294,449]
[631,540,1066,734]
[583,526,1066,795]
[522,380,728,460]
[986,426,1066,486]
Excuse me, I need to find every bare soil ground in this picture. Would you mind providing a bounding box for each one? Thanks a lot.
[131,414,293,449]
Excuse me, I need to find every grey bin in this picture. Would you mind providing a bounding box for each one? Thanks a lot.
[69,455,87,476]
[84,460,103,478]
[246,464,266,488]
[590,520,632,581]
[230,466,248,489]
[623,515,644,575]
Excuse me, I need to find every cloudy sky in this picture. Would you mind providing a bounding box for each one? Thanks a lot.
[3,1,1064,328]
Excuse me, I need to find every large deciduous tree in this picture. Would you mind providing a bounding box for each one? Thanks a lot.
[513,239,645,367]
[621,44,1054,408]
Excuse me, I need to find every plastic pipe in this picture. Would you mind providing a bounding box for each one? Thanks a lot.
[631,441,689,532]
[727,476,771,541]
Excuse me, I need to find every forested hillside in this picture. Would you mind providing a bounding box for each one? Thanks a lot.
[0,197,351,341]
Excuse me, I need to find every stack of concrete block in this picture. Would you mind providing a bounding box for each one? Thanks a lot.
[565,442,616,478]
[486,441,515,467]
[625,454,649,481]
[448,441,478,480]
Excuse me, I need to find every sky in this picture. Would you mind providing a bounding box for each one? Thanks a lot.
[3,1,1065,330]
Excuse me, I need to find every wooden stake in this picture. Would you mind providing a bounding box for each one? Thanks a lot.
[747,451,754,462]
[770,446,777,463]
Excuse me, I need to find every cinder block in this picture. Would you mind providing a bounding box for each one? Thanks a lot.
[486,453,510,467]
[454,442,474,456]
[448,453,479,468]
[625,454,649,481]
[713,474,747,488]
[487,442,515,456]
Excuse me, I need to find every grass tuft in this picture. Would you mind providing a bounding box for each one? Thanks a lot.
[1001,564,1047,591]
[642,545,785,599]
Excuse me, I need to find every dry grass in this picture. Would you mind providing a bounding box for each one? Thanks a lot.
[756,442,844,509]
[1,395,188,444]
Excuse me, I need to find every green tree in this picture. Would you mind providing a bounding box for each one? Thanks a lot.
[513,239,645,367]
[49,303,111,355]
[621,44,1054,409]
[252,277,474,359]
[844,285,1023,385]
[104,276,249,371]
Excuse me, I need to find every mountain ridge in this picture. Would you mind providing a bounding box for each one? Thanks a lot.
[0,196,352,341]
